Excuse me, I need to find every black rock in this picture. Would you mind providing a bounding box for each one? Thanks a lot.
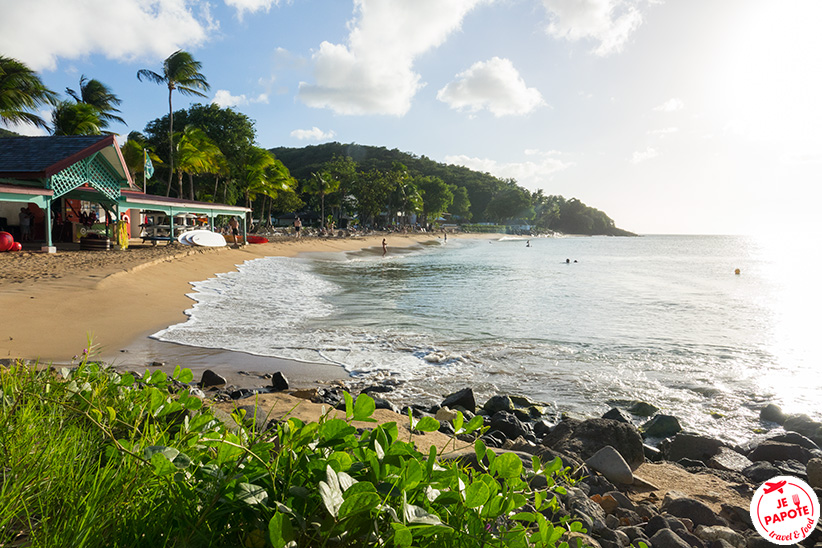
[230,388,256,400]
[641,414,682,439]
[371,396,400,414]
[316,387,343,406]
[748,441,814,464]
[783,414,822,440]
[774,458,807,478]
[759,403,786,424]
[767,432,820,450]
[442,387,476,411]
[271,371,289,391]
[667,433,723,463]
[645,514,687,537]
[489,410,532,441]
[649,528,692,548]
[484,394,514,414]
[362,384,393,394]
[677,529,706,548]
[644,443,663,462]
[438,420,455,436]
[741,461,781,483]
[719,503,754,529]
[663,497,721,527]
[603,407,633,423]
[617,526,648,543]
[628,401,660,417]
[481,431,506,448]
[542,417,646,470]
[533,419,553,438]
[200,369,227,389]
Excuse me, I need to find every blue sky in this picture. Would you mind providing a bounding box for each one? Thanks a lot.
[2,0,821,235]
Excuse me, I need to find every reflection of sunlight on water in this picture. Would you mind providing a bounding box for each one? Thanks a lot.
[749,233,821,415]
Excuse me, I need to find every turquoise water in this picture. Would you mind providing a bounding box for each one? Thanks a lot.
[154,234,821,443]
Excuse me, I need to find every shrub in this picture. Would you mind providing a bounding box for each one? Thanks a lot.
[0,356,586,547]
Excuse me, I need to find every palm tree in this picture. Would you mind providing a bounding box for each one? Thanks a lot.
[120,131,162,187]
[238,146,277,208]
[174,126,225,200]
[137,50,210,189]
[66,75,125,130]
[51,101,102,135]
[0,55,57,130]
[305,171,340,226]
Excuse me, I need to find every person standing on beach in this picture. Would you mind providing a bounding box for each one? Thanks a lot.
[228,217,240,244]
[382,238,387,256]
[294,217,302,239]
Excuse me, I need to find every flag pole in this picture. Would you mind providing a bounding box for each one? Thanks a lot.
[143,149,147,193]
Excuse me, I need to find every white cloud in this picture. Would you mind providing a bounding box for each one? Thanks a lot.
[290,127,336,141]
[437,57,546,117]
[0,0,216,71]
[647,127,679,136]
[653,98,684,112]
[223,0,284,19]
[212,89,269,107]
[540,0,646,56]
[444,150,573,191]
[298,0,485,116]
[631,146,658,164]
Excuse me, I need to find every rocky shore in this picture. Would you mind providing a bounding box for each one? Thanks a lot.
[194,368,822,548]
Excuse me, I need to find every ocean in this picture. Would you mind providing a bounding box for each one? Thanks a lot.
[152,234,821,444]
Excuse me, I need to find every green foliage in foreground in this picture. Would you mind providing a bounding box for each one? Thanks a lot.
[0,358,585,547]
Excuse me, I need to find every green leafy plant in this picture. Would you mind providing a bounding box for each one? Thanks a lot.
[0,353,587,547]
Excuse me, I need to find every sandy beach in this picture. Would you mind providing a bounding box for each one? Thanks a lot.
[0,233,488,386]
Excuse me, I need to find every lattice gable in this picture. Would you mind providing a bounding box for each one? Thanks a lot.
[47,152,125,201]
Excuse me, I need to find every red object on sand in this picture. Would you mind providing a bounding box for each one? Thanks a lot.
[246,235,268,244]
[12,242,22,251]
[0,232,13,252]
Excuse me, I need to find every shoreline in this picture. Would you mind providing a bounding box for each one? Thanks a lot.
[0,233,492,386]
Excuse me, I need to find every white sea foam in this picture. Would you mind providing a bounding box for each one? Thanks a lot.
[151,255,471,384]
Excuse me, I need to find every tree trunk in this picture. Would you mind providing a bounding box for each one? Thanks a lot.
[213,176,219,198]
[177,170,184,199]
[188,172,195,201]
[167,86,174,192]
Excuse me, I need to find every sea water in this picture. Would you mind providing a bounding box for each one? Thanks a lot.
[153,234,821,444]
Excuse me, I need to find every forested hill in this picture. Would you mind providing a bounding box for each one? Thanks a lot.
[270,142,635,236]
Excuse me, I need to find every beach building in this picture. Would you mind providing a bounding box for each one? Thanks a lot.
[0,135,250,251]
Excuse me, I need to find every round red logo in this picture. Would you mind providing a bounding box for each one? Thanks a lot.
[751,476,819,545]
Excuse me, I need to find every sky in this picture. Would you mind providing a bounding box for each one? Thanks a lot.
[2,0,821,235]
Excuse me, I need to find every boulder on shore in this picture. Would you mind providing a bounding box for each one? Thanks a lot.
[542,417,645,470]
[585,445,634,484]
[747,440,814,465]
[666,433,723,463]
[441,387,475,411]
[200,369,227,389]
[641,414,682,439]
[759,403,786,425]
[271,371,289,391]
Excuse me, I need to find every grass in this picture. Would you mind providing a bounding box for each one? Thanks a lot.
[0,353,586,548]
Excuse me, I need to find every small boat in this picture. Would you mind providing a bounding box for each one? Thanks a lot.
[246,235,269,244]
